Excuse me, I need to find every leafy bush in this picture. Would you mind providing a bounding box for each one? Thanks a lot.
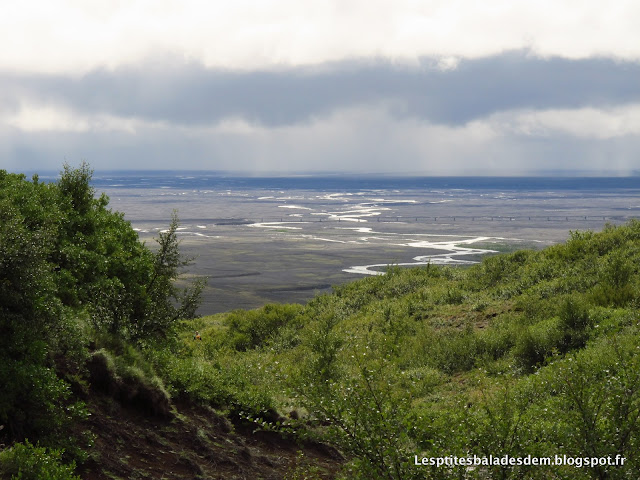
[0,359,84,443]
[557,296,591,350]
[0,440,80,480]
[152,347,276,418]
[476,320,518,361]
[512,317,563,372]
[588,252,636,307]
[224,303,304,351]
[521,330,640,477]
[409,325,479,374]
[295,355,418,480]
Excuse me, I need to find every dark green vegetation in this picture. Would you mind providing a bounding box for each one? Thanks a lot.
[1,166,639,479]
[0,165,203,479]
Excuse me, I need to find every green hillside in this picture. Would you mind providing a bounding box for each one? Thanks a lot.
[1,166,639,479]
[169,220,640,479]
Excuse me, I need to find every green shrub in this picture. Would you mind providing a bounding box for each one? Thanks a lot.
[224,304,304,351]
[557,296,591,351]
[401,366,445,397]
[524,330,640,477]
[0,357,85,444]
[588,252,636,307]
[296,357,417,480]
[512,318,563,372]
[589,307,635,336]
[513,294,555,321]
[0,440,80,480]
[152,348,276,418]
[476,321,517,361]
[411,326,479,374]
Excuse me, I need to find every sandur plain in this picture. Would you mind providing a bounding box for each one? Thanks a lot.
[99,177,639,314]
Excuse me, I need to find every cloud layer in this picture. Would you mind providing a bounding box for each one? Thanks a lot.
[3,1,640,73]
[4,52,640,128]
[1,2,639,174]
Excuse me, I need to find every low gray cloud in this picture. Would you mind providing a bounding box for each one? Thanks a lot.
[3,50,640,128]
[2,104,639,175]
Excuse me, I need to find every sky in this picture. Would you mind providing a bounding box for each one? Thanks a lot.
[1,0,640,175]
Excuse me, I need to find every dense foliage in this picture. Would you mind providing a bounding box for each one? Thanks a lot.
[0,165,203,476]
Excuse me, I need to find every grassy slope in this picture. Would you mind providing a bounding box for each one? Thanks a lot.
[82,221,640,479]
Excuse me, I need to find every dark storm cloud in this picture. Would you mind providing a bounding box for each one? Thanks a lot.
[3,50,640,127]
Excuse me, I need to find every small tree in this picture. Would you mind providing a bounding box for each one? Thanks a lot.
[138,211,206,338]
[54,165,205,340]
